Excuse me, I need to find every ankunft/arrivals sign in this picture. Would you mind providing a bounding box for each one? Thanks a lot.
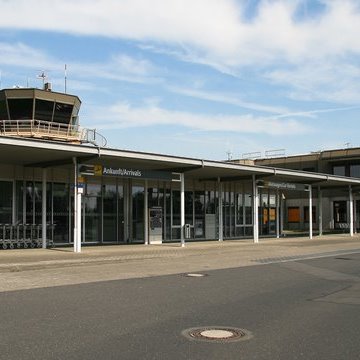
[92,165,173,181]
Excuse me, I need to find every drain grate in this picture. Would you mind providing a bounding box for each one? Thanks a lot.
[184,273,207,277]
[182,326,252,343]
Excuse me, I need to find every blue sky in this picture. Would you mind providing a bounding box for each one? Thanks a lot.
[1,0,360,160]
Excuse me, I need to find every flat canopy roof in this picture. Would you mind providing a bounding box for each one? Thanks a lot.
[1,136,360,189]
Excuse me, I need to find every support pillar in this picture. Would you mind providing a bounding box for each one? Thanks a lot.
[349,185,354,237]
[73,157,81,253]
[309,185,313,240]
[180,173,185,247]
[42,168,47,249]
[318,186,323,236]
[73,157,78,252]
[218,178,223,242]
[144,180,149,245]
[252,175,259,243]
[280,193,284,234]
[276,189,280,239]
[76,191,82,253]
[354,198,357,234]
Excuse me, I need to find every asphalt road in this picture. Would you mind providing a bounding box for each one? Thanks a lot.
[1,254,359,360]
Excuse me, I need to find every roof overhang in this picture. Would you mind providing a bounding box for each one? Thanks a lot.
[1,136,360,189]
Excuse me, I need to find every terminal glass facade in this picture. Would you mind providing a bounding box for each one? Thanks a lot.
[0,175,291,245]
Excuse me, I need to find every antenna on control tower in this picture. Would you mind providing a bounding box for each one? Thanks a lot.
[37,70,48,89]
[64,64,67,94]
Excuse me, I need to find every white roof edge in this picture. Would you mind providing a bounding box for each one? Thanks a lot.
[2,137,360,184]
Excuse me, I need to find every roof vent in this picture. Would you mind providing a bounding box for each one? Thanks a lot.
[44,82,52,91]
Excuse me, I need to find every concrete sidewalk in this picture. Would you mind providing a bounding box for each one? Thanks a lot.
[1,234,360,273]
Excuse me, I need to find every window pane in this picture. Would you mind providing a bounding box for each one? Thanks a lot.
[8,99,33,120]
[350,165,360,178]
[103,184,117,242]
[53,183,70,243]
[172,190,180,226]
[0,181,12,223]
[0,99,8,119]
[244,194,252,225]
[185,191,193,225]
[333,166,345,176]
[236,193,244,225]
[304,206,316,223]
[132,186,144,242]
[35,99,54,121]
[288,207,300,223]
[53,102,73,124]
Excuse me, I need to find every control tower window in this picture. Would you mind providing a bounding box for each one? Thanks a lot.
[0,100,7,119]
[8,98,33,120]
[53,102,73,124]
[35,99,55,121]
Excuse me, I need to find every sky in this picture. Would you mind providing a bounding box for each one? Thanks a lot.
[1,0,360,160]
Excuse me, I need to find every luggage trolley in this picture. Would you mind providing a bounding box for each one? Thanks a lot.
[33,224,43,248]
[1,224,16,249]
[22,224,34,248]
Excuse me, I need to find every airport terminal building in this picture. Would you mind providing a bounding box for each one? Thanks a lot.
[1,87,360,252]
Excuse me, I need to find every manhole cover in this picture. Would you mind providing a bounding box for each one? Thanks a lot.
[182,326,252,343]
[184,273,207,277]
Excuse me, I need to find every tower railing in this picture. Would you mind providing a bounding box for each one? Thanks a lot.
[0,119,81,142]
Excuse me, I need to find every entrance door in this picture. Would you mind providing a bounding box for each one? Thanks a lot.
[102,182,125,243]
[53,183,71,244]
[83,183,102,243]
[103,183,117,243]
[130,184,144,243]
[333,201,347,230]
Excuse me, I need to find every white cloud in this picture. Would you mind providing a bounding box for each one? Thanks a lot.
[2,1,360,102]
[0,42,53,68]
[87,101,309,136]
[1,1,360,66]
[168,86,288,114]
[266,61,360,104]
[0,42,160,85]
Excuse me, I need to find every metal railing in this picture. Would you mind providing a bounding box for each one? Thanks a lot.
[0,119,81,142]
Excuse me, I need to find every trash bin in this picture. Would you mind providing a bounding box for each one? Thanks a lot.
[184,224,191,239]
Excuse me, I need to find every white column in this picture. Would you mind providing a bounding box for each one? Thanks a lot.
[73,157,78,252]
[309,185,313,240]
[318,186,323,236]
[276,189,280,239]
[252,175,259,243]
[349,185,354,237]
[280,193,284,234]
[144,180,149,245]
[76,191,82,252]
[218,178,223,241]
[42,168,47,249]
[180,173,185,247]
[354,198,357,234]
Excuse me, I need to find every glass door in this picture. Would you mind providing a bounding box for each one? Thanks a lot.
[103,183,117,243]
[83,183,102,243]
[131,184,144,243]
[52,183,71,244]
[333,201,347,230]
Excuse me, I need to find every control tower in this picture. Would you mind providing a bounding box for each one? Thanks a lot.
[0,84,82,142]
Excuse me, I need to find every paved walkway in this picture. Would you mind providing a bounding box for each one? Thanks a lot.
[1,234,360,272]
[1,234,360,292]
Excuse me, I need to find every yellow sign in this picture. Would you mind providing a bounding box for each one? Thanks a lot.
[94,165,103,176]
